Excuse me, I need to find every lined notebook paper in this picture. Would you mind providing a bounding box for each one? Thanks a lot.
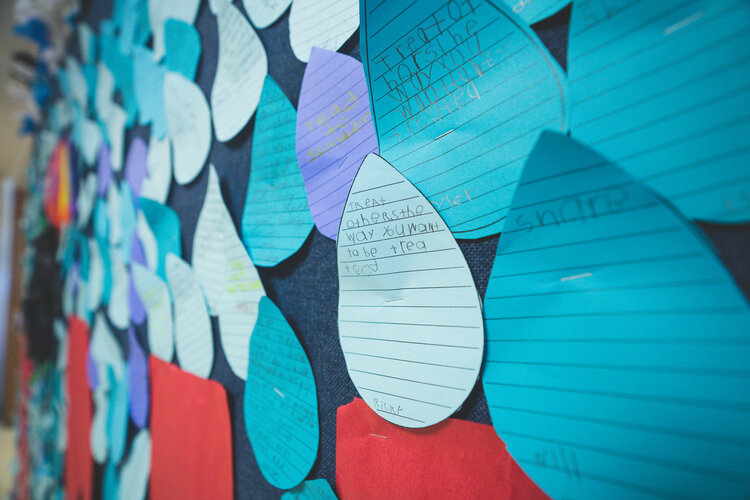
[296,48,379,240]
[244,297,319,489]
[166,254,214,379]
[243,0,292,29]
[242,76,314,266]
[132,262,174,362]
[282,479,337,500]
[210,0,268,142]
[337,153,484,427]
[568,0,750,223]
[192,166,230,315]
[482,132,750,499]
[501,0,570,24]
[288,0,359,62]
[217,208,266,380]
[164,71,211,185]
[360,0,569,239]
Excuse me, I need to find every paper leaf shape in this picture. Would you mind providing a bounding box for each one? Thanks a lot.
[106,183,122,246]
[91,390,109,463]
[120,430,151,500]
[104,459,120,500]
[128,329,149,428]
[296,49,378,240]
[107,248,130,329]
[141,134,172,203]
[106,365,129,465]
[210,0,268,142]
[289,0,359,62]
[243,0,291,29]
[124,136,148,198]
[149,356,233,500]
[360,0,569,238]
[217,212,266,380]
[336,154,484,427]
[482,132,750,499]
[164,19,201,80]
[336,398,548,499]
[164,71,211,185]
[132,262,174,362]
[86,238,104,312]
[139,197,182,280]
[98,143,113,196]
[568,0,750,222]
[166,254,214,378]
[244,297,319,489]
[77,173,97,229]
[282,479,337,500]
[80,118,102,166]
[133,46,167,138]
[192,166,231,315]
[148,0,201,61]
[501,0,569,24]
[135,211,159,271]
[65,317,93,500]
[242,76,314,266]
[91,313,122,384]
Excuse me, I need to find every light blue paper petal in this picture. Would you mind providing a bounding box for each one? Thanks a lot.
[139,197,182,280]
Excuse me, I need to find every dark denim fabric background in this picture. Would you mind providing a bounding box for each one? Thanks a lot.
[70,1,750,498]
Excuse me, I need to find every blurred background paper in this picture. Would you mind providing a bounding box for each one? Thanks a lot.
[119,430,150,500]
[296,48,378,240]
[138,198,182,280]
[210,0,268,142]
[482,132,750,499]
[127,328,149,428]
[140,135,171,204]
[166,254,214,379]
[243,0,292,29]
[147,0,201,61]
[164,19,201,81]
[568,0,750,223]
[242,76,314,267]
[337,154,484,427]
[163,71,211,185]
[360,0,569,239]
[288,0,359,62]
[244,297,319,489]
[65,317,93,500]
[124,136,147,199]
[132,46,167,138]
[132,263,174,362]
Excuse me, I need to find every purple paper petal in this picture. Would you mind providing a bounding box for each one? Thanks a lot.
[97,144,113,196]
[124,137,148,198]
[128,269,147,325]
[128,328,149,428]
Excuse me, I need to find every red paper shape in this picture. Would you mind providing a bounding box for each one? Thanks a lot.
[149,356,233,500]
[65,316,93,500]
[336,398,549,500]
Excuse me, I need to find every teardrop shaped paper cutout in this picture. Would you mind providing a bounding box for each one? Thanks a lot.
[139,197,182,280]
[567,0,750,223]
[120,430,151,500]
[296,48,378,240]
[192,166,231,315]
[132,262,174,362]
[244,297,319,489]
[128,328,149,428]
[133,46,167,139]
[128,271,147,325]
[119,183,137,263]
[501,0,569,24]
[164,71,211,185]
[242,76,314,266]
[91,390,110,463]
[103,461,120,500]
[289,0,359,62]
[282,479,337,500]
[87,238,104,312]
[217,209,266,380]
[76,173,97,229]
[482,132,750,499]
[106,364,129,465]
[360,0,569,238]
[141,134,171,204]
[337,153,484,427]
[106,182,122,246]
[90,312,125,388]
[124,136,148,198]
[148,0,201,61]
[107,248,130,329]
[98,144,113,196]
[166,254,214,378]
[135,211,159,272]
[243,0,291,29]
[210,0,268,142]
[164,19,201,80]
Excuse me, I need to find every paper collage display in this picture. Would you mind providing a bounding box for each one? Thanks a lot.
[19,0,750,498]
[482,132,750,499]
[360,0,569,239]
[337,154,484,427]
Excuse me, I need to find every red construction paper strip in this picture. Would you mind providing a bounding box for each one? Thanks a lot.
[65,316,93,500]
[336,398,549,500]
[149,356,233,500]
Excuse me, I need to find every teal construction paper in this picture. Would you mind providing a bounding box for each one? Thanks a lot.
[360,0,569,239]
[103,461,120,500]
[244,297,319,490]
[139,197,182,280]
[282,479,337,500]
[568,0,750,223]
[133,46,168,139]
[164,19,201,81]
[501,0,569,24]
[99,29,138,126]
[242,77,314,267]
[106,365,129,465]
[482,131,750,499]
